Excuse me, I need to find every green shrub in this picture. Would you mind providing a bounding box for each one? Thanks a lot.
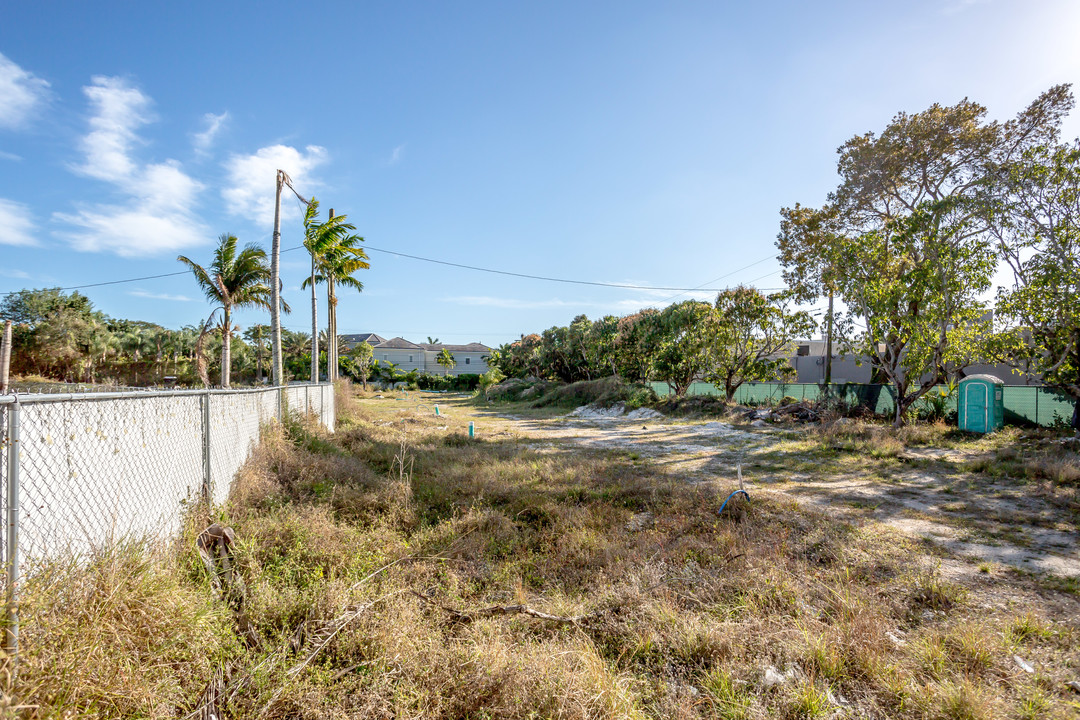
[531,376,656,409]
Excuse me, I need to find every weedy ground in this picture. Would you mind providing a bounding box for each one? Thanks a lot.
[6,386,1080,719]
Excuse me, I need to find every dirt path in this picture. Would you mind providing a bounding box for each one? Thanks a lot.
[488,411,1080,580]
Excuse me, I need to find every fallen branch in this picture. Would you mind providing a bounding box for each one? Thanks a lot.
[411,590,606,626]
[286,590,404,678]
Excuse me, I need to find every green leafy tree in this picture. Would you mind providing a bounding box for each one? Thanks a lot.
[614,309,658,384]
[436,347,457,376]
[586,315,620,378]
[797,87,1072,425]
[495,334,543,378]
[988,135,1080,426]
[346,340,376,390]
[0,289,101,380]
[776,204,846,386]
[705,287,814,400]
[178,233,281,388]
[645,301,715,397]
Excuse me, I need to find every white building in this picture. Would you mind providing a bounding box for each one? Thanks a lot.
[340,334,492,376]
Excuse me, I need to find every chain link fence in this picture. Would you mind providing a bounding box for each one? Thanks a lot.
[0,383,334,563]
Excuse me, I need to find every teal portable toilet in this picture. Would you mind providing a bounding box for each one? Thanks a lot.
[958,374,1004,433]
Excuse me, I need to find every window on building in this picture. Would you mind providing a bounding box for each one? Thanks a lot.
[465,357,470,364]
[409,355,413,363]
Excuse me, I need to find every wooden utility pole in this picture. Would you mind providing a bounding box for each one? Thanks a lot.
[0,320,12,394]
[824,292,834,388]
[272,169,314,387]
[271,171,284,386]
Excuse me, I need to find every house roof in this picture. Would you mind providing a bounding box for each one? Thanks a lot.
[340,333,386,344]
[420,342,492,353]
[374,337,424,350]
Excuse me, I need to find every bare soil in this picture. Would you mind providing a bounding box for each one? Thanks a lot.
[485,410,1080,580]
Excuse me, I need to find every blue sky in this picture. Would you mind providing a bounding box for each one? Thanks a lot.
[2,0,1079,348]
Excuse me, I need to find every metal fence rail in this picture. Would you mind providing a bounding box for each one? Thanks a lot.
[651,381,1076,427]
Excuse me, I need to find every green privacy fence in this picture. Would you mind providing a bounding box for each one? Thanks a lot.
[650,381,1076,428]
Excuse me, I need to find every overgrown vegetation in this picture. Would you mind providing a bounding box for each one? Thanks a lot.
[8,388,1079,718]
[0,287,328,387]
[486,375,658,409]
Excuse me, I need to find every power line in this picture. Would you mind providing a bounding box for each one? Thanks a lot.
[1,241,788,299]
[355,245,787,292]
[0,270,190,295]
[659,254,778,304]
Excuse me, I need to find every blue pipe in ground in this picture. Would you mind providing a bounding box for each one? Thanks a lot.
[718,489,750,516]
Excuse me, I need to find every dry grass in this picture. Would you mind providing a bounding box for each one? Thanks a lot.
[8,391,1080,718]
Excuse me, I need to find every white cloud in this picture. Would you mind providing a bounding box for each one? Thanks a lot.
[193,111,229,156]
[942,0,992,14]
[0,199,36,246]
[0,53,50,130]
[128,289,192,302]
[387,143,405,165]
[223,144,328,227]
[0,268,31,279]
[75,76,154,183]
[0,150,21,162]
[55,76,208,256]
[55,204,207,257]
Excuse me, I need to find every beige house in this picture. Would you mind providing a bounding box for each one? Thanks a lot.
[340,334,491,376]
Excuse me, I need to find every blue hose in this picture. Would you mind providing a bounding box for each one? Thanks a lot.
[718,489,750,516]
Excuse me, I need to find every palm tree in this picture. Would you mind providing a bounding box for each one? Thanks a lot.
[303,199,369,383]
[178,233,282,388]
[243,324,271,383]
[436,348,456,376]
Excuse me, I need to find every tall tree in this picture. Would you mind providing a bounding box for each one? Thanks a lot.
[776,204,844,386]
[346,340,376,390]
[303,200,369,383]
[797,87,1072,425]
[705,287,814,401]
[645,301,715,397]
[614,309,658,384]
[243,324,271,383]
[178,233,280,388]
[988,135,1080,426]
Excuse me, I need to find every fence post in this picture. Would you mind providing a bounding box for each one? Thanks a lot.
[1035,388,1039,427]
[202,391,211,504]
[5,400,20,672]
[0,320,11,395]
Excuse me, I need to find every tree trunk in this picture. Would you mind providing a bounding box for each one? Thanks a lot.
[255,326,263,383]
[221,307,231,388]
[328,276,337,382]
[311,252,319,384]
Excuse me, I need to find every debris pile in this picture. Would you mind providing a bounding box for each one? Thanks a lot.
[740,401,820,425]
[569,402,664,420]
